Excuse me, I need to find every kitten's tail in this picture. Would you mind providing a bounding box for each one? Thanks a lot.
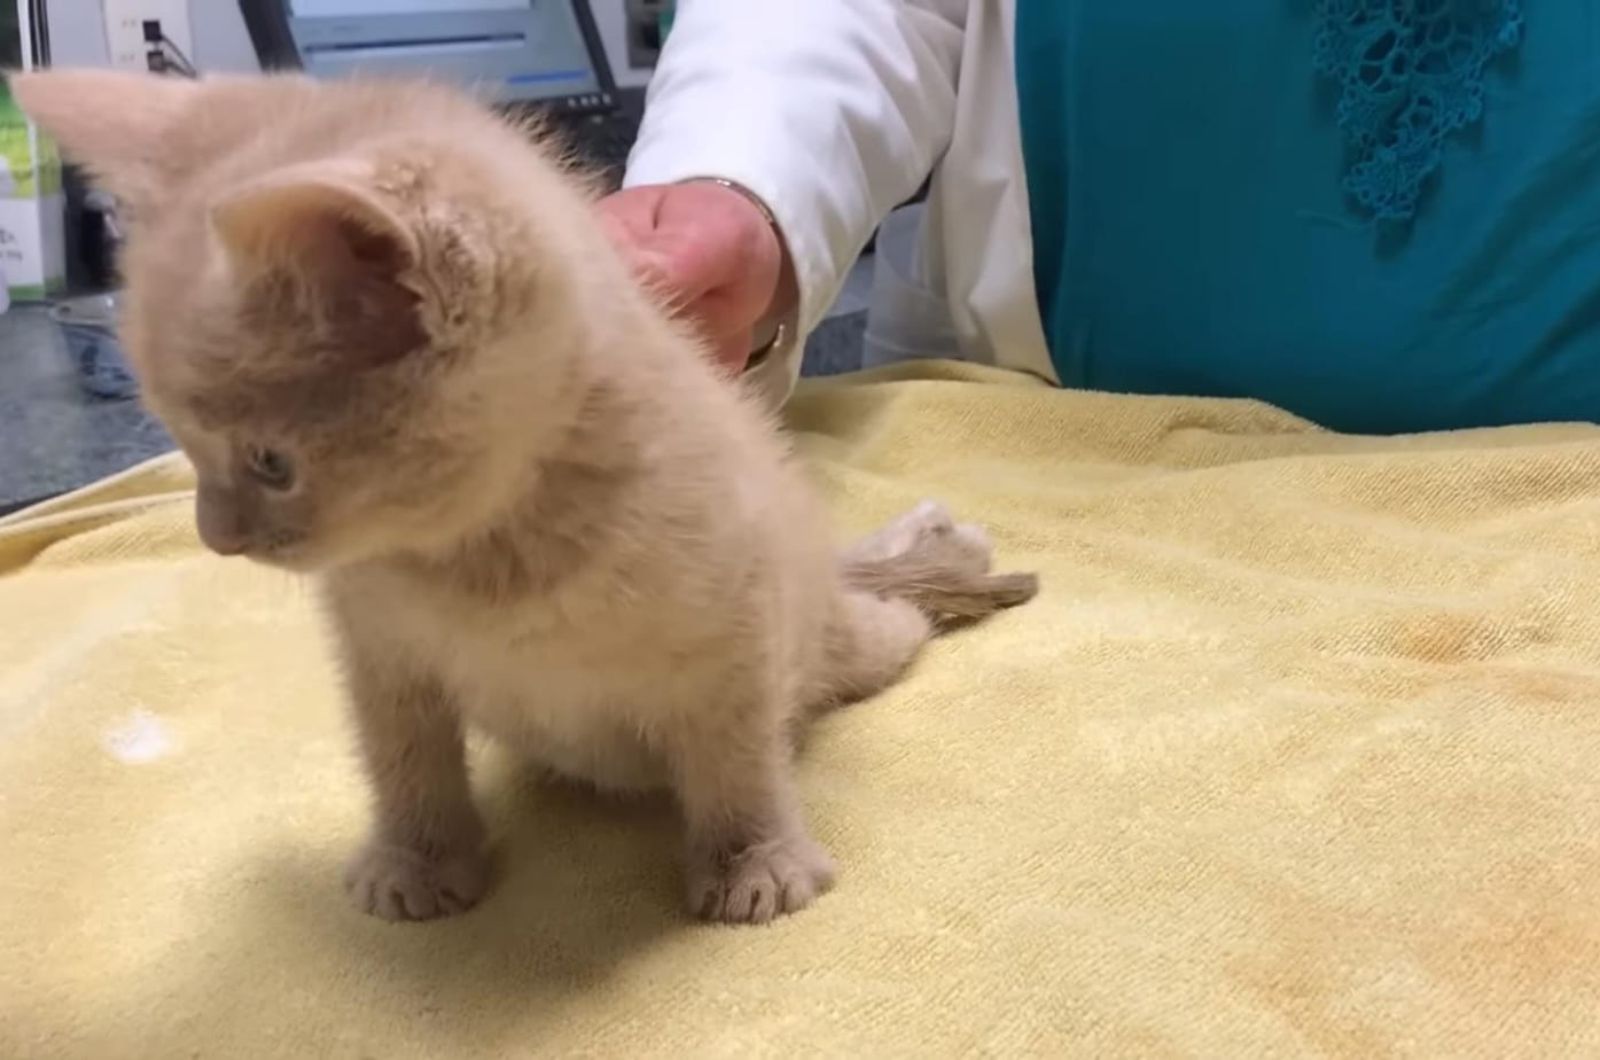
[839,501,1038,627]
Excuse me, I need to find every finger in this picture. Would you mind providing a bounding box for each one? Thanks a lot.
[621,245,679,304]
[652,193,775,308]
[709,327,756,374]
[655,226,740,302]
[604,228,724,315]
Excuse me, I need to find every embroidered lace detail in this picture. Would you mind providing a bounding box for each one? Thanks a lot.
[1313,0,1523,222]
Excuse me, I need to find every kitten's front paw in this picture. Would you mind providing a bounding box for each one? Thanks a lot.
[343,843,489,922]
[687,835,837,924]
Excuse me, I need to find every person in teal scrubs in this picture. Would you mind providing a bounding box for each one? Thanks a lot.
[608,2,1600,435]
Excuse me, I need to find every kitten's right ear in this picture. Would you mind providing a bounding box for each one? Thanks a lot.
[6,68,199,213]
[212,162,430,369]
[209,162,420,280]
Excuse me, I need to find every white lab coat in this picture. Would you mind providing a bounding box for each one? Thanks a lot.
[622,0,1057,407]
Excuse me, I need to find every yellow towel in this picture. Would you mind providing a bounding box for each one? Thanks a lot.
[3,362,1598,1057]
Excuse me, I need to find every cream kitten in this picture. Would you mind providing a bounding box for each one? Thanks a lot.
[14,69,1037,924]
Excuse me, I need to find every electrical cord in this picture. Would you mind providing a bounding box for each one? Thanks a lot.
[154,39,197,77]
[141,20,196,78]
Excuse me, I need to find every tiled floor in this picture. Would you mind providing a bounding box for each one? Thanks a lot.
[0,255,875,514]
[802,256,871,378]
[0,305,173,514]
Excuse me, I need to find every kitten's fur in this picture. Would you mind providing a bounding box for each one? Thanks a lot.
[14,69,1036,924]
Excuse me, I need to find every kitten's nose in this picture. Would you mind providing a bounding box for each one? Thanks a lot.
[195,489,251,556]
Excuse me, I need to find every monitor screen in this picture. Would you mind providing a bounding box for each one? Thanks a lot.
[283,0,604,106]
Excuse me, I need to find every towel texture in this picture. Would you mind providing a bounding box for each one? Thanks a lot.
[3,362,1598,1057]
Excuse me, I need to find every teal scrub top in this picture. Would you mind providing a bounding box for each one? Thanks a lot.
[1015,2,1600,434]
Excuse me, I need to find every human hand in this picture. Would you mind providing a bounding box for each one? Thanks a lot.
[596,180,791,373]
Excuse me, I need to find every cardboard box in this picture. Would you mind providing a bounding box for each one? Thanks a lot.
[1,0,66,302]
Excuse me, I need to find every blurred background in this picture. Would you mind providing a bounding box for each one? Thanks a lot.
[0,0,879,515]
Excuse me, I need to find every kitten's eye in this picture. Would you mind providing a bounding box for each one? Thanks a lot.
[244,445,295,491]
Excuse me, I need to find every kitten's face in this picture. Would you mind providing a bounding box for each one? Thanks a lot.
[124,182,538,572]
[13,70,577,570]
[142,304,475,572]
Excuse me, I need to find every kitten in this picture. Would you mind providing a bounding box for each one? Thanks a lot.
[14,69,1037,924]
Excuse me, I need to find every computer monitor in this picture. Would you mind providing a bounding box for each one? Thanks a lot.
[241,0,621,116]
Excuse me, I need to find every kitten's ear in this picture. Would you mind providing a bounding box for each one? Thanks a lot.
[210,162,420,281]
[212,163,429,368]
[7,68,198,212]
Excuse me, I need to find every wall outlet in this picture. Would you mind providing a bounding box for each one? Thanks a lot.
[102,0,194,73]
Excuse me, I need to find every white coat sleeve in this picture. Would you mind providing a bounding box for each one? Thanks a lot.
[622,0,966,403]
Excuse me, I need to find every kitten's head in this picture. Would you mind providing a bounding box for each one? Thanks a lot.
[12,69,597,570]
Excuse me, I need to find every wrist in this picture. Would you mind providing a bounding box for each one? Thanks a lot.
[680,176,799,368]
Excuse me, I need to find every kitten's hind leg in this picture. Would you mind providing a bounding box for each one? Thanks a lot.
[841,499,965,567]
[809,498,1025,713]
[808,590,932,712]
[666,678,836,924]
[843,498,1038,627]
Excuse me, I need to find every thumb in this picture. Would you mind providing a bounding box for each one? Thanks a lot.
[644,225,735,306]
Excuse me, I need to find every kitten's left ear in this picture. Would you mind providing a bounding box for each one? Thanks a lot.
[7,68,200,214]
[212,162,430,367]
